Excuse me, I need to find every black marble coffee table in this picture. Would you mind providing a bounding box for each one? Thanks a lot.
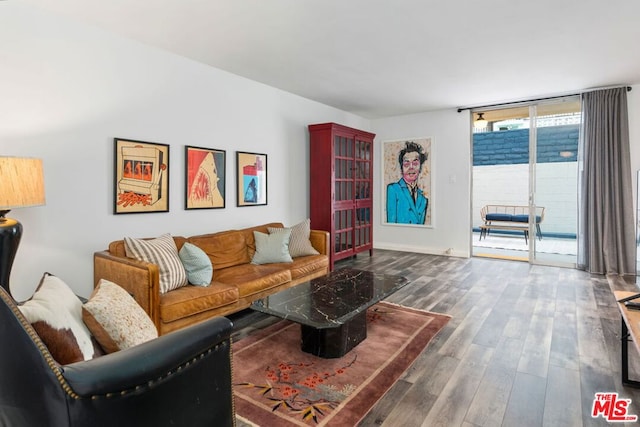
[250,268,409,358]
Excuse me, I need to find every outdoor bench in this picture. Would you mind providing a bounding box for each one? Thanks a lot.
[479,205,545,244]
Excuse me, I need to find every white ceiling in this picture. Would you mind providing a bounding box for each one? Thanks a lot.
[22,0,640,118]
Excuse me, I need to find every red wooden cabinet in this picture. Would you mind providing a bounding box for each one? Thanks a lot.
[308,123,375,270]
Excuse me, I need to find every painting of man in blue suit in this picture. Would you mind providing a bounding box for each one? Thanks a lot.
[386,141,428,224]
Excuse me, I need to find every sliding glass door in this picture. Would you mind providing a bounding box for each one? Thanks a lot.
[472,97,580,266]
[531,100,580,266]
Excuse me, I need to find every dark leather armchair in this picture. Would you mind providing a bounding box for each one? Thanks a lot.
[0,286,235,427]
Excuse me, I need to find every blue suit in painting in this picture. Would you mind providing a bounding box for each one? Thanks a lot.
[386,178,428,224]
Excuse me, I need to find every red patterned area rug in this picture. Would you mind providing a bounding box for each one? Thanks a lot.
[232,301,450,426]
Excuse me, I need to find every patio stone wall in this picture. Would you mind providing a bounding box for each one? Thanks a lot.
[473,124,579,166]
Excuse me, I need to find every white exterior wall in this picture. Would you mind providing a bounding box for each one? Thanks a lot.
[472,162,578,235]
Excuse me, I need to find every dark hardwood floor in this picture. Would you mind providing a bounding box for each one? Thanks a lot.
[232,249,640,426]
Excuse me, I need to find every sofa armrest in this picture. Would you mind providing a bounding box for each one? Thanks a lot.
[309,229,329,256]
[93,251,161,329]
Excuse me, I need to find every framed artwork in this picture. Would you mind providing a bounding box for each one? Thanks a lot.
[114,138,169,214]
[236,151,267,207]
[185,146,226,209]
[382,137,433,227]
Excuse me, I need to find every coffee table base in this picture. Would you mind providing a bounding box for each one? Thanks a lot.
[300,311,367,358]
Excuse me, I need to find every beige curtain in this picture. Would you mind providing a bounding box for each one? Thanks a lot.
[578,87,636,275]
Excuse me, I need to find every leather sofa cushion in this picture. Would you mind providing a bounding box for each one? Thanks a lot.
[270,255,329,280]
[188,223,284,270]
[160,283,239,323]
[188,231,249,270]
[213,264,291,298]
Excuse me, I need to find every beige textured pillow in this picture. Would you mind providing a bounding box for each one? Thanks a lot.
[268,219,319,257]
[82,279,158,353]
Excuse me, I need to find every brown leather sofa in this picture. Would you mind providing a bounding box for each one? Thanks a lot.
[0,286,235,427]
[94,223,329,335]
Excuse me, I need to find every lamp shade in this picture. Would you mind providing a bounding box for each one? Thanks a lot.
[0,157,46,210]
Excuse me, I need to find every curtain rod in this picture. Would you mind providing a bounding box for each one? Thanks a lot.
[457,85,632,113]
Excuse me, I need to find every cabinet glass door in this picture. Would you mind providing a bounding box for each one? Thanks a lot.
[354,138,372,249]
[334,135,353,203]
[334,135,354,256]
[334,208,354,255]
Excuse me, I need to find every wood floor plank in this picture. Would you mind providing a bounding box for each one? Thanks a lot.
[579,363,617,427]
[358,378,413,426]
[502,372,546,427]
[464,337,523,427]
[375,390,439,427]
[472,309,511,348]
[577,309,615,374]
[517,314,554,377]
[419,344,494,427]
[549,310,580,370]
[543,365,582,427]
[403,353,460,398]
[438,305,493,360]
[502,313,533,341]
[490,336,525,372]
[465,364,514,426]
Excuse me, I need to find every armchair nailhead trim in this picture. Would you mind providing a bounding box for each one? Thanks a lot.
[230,337,237,427]
[88,344,223,399]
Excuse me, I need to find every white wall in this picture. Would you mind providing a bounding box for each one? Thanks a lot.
[371,110,472,257]
[0,2,370,300]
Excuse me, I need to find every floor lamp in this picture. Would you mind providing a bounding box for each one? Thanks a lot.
[0,157,46,296]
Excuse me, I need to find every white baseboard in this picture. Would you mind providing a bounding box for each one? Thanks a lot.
[373,243,469,258]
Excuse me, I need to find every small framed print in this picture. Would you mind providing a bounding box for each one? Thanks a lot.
[185,146,226,210]
[236,151,267,207]
[114,138,169,214]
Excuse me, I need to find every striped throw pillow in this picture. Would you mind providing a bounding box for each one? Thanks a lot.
[124,233,188,294]
[268,219,319,257]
